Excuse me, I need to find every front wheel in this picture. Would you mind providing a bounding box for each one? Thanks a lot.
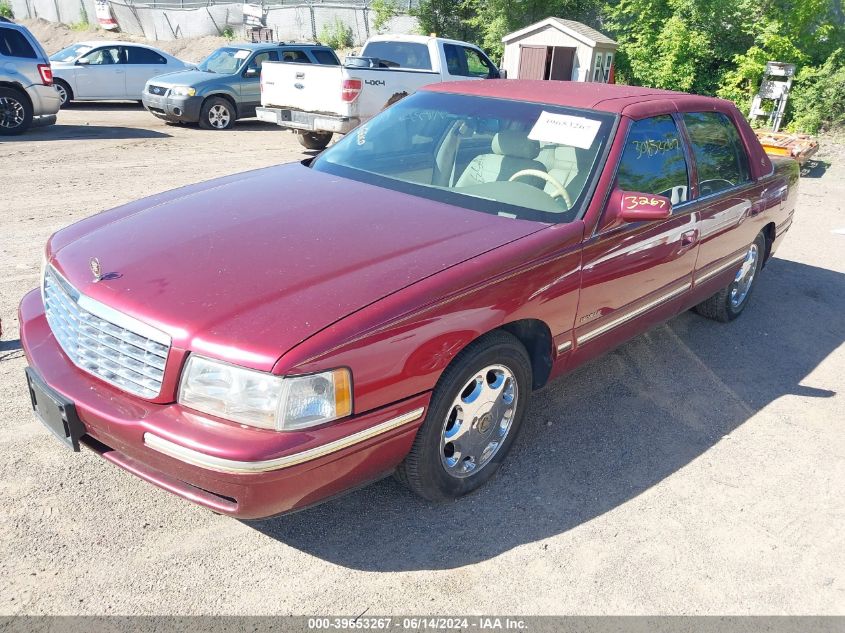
[297,131,333,150]
[694,232,766,322]
[0,87,33,136]
[199,97,235,130]
[395,331,532,501]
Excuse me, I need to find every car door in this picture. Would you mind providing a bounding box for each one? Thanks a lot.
[74,45,125,98]
[571,114,699,360]
[123,46,170,98]
[679,111,766,286]
[239,49,280,113]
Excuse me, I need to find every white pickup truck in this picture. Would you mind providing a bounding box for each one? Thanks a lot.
[256,34,501,149]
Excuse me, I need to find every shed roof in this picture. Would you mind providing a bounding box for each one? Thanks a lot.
[502,17,617,48]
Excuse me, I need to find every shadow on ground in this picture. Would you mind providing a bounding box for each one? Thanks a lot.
[250,258,844,571]
[0,338,23,362]
[802,160,830,178]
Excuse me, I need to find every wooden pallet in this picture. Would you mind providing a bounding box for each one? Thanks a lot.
[755,130,819,165]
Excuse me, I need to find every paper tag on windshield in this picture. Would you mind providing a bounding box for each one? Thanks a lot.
[234,50,250,59]
[528,112,601,149]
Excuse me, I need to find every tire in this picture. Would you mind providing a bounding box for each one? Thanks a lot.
[395,330,532,501]
[199,97,235,130]
[297,131,333,150]
[0,87,33,136]
[54,80,72,108]
[694,232,766,322]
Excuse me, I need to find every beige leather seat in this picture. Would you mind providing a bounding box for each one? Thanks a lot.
[456,131,545,189]
[537,145,579,195]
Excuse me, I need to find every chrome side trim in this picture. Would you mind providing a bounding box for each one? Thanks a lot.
[556,340,572,353]
[143,407,426,474]
[577,282,690,345]
[696,252,746,283]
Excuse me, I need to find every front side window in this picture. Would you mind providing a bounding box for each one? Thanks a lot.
[312,92,615,223]
[0,29,37,59]
[683,112,751,196]
[79,46,122,65]
[616,115,689,205]
[361,41,432,70]
[248,50,279,73]
[126,47,167,64]
[443,44,496,78]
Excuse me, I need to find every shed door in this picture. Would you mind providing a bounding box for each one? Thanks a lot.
[518,45,547,80]
[549,47,575,81]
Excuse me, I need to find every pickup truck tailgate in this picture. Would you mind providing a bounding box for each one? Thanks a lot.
[261,62,346,114]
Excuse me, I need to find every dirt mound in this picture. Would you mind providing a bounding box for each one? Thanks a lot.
[21,17,230,63]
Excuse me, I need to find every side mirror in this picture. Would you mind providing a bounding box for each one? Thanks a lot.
[619,191,672,221]
[75,58,90,66]
[244,67,259,78]
[497,68,507,79]
[601,189,672,230]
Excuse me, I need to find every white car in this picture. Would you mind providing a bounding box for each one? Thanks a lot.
[49,41,192,106]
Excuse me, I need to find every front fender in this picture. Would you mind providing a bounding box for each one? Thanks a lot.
[276,221,585,415]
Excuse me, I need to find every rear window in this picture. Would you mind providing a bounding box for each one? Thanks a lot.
[0,28,37,59]
[361,41,432,70]
[311,49,340,65]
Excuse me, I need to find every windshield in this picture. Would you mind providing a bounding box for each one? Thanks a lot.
[198,47,251,74]
[50,43,92,62]
[312,92,616,223]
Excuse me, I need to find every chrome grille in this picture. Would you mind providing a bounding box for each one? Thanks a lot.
[147,85,167,96]
[43,267,171,399]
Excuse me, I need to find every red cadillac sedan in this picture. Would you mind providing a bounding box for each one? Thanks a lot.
[20,81,799,519]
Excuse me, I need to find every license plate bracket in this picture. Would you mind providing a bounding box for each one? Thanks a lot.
[25,368,85,452]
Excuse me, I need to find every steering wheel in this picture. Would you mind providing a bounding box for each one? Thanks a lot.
[508,169,572,209]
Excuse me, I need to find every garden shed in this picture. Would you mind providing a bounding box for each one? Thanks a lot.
[501,17,618,82]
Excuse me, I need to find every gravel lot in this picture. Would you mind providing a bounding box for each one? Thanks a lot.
[1,105,843,616]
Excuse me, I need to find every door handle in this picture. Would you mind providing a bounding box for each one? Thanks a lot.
[679,229,698,252]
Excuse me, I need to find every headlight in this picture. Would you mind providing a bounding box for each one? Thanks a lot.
[169,86,196,97]
[177,355,352,431]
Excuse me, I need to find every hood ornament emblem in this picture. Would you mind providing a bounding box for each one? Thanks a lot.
[90,257,103,283]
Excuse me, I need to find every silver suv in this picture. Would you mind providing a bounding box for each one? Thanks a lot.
[0,21,61,135]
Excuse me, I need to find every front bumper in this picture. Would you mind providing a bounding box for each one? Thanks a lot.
[142,91,204,124]
[19,289,429,518]
[256,107,359,134]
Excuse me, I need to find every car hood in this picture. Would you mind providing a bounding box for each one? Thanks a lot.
[49,163,543,372]
[146,69,226,87]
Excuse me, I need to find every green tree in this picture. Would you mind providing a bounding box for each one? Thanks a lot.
[371,0,399,34]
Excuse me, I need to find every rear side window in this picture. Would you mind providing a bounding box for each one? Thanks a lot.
[311,49,339,65]
[280,49,310,63]
[616,115,690,205]
[0,28,37,59]
[126,47,167,64]
[683,112,751,196]
[362,41,432,70]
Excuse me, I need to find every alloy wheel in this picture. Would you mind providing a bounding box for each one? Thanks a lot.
[0,97,25,129]
[207,104,231,129]
[440,364,518,478]
[730,242,759,308]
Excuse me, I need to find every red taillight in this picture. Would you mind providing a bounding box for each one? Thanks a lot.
[341,78,362,103]
[38,64,53,86]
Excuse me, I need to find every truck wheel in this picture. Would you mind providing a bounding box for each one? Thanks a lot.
[54,80,73,108]
[297,131,333,150]
[0,87,33,136]
[395,330,532,501]
[694,232,766,322]
[199,97,235,130]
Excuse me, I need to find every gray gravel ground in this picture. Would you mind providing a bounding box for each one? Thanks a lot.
[1,105,843,615]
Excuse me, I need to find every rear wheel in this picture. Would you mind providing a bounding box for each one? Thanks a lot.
[199,97,235,130]
[0,87,33,136]
[694,232,766,322]
[395,331,532,501]
[54,80,72,107]
[297,131,333,150]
